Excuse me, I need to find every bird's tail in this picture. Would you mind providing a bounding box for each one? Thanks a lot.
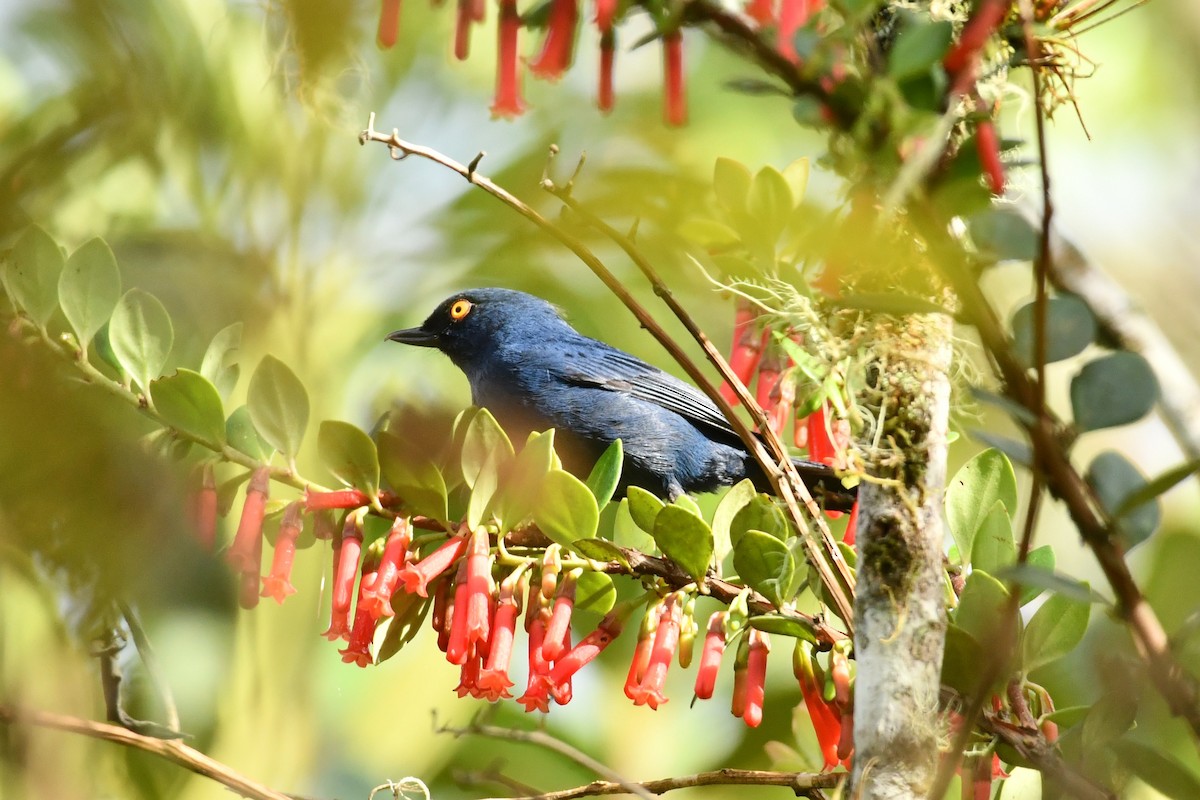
[750,457,857,511]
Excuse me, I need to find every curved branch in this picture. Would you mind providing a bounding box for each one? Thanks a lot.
[0,705,295,800]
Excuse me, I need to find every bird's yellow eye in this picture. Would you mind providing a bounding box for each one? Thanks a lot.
[449,299,474,321]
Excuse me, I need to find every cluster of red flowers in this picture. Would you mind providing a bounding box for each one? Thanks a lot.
[188,473,856,756]
[372,0,827,126]
[719,297,859,541]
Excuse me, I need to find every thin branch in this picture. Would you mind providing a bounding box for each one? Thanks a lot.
[477,769,839,800]
[437,717,657,800]
[118,600,180,732]
[360,118,857,632]
[0,705,295,800]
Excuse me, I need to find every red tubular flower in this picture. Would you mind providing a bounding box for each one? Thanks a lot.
[837,710,854,763]
[455,653,483,698]
[742,630,770,727]
[323,513,363,641]
[454,0,474,60]
[806,404,834,466]
[478,597,518,700]
[975,117,1005,195]
[519,612,554,712]
[730,635,749,719]
[629,595,681,709]
[398,534,467,597]
[943,0,1008,78]
[529,0,578,81]
[597,30,616,112]
[464,528,493,655]
[304,487,369,512]
[623,610,657,699]
[446,561,471,665]
[745,0,775,25]
[490,0,526,118]
[227,467,269,575]
[694,611,727,700]
[322,532,346,640]
[830,648,851,708]
[377,0,402,49]
[843,500,859,547]
[794,642,842,771]
[551,674,573,705]
[721,299,763,406]
[193,465,218,551]
[545,610,624,687]
[435,577,454,653]
[661,30,687,127]
[340,557,382,667]
[776,0,811,63]
[262,501,303,604]
[361,517,411,619]
[542,570,577,661]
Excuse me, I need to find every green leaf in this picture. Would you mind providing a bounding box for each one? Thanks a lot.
[585,439,623,510]
[733,530,795,606]
[533,470,599,547]
[1116,458,1200,518]
[109,288,173,394]
[954,570,1010,645]
[748,165,794,244]
[247,355,309,460]
[200,322,243,398]
[1081,692,1137,752]
[1111,740,1200,800]
[378,430,449,521]
[731,493,788,544]
[1086,451,1160,549]
[225,405,268,460]
[713,157,752,214]
[969,431,1032,467]
[712,479,756,565]
[627,485,664,533]
[59,238,120,347]
[942,623,988,696]
[1071,352,1158,431]
[995,562,1101,606]
[572,538,629,569]
[652,505,714,583]
[612,499,655,553]
[574,571,616,615]
[968,208,1039,262]
[888,18,953,80]
[375,594,432,664]
[460,408,514,489]
[970,501,1016,574]
[494,429,556,530]
[1022,592,1090,673]
[1019,545,1056,604]
[317,420,380,496]
[678,219,742,249]
[5,225,64,326]
[673,493,703,518]
[151,369,226,446]
[782,158,810,204]
[946,449,1018,564]
[1011,295,1096,367]
[747,615,817,644]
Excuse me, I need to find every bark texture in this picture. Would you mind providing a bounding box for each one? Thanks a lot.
[850,311,953,799]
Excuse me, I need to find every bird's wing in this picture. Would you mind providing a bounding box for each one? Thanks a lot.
[559,344,741,440]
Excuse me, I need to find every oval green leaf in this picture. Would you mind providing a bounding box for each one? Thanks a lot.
[968,208,1039,262]
[532,469,599,547]
[627,485,664,533]
[226,405,268,460]
[731,493,788,544]
[970,501,1015,575]
[318,420,380,496]
[712,479,756,565]
[748,165,793,243]
[1071,351,1158,431]
[612,499,655,553]
[652,504,714,583]
[733,529,795,607]
[572,538,629,569]
[109,288,173,394]
[247,354,309,459]
[887,18,953,80]
[747,615,818,644]
[151,369,226,446]
[5,225,64,327]
[1011,295,1096,367]
[460,407,514,490]
[200,322,243,399]
[1111,740,1200,800]
[946,448,1018,565]
[954,570,1010,646]
[585,438,623,510]
[1086,450,1160,549]
[59,237,121,347]
[574,571,616,615]
[1022,592,1089,673]
[378,430,449,521]
[713,157,752,215]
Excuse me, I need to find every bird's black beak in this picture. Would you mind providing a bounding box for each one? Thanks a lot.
[386,326,440,347]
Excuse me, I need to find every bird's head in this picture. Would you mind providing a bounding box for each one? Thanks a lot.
[387,288,567,371]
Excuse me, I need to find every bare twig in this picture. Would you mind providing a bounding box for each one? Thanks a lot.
[436,717,657,800]
[0,705,294,800]
[474,768,839,800]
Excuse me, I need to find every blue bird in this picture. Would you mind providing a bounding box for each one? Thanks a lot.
[387,288,853,507]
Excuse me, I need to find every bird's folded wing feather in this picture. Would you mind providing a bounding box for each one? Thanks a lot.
[559,346,740,439]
